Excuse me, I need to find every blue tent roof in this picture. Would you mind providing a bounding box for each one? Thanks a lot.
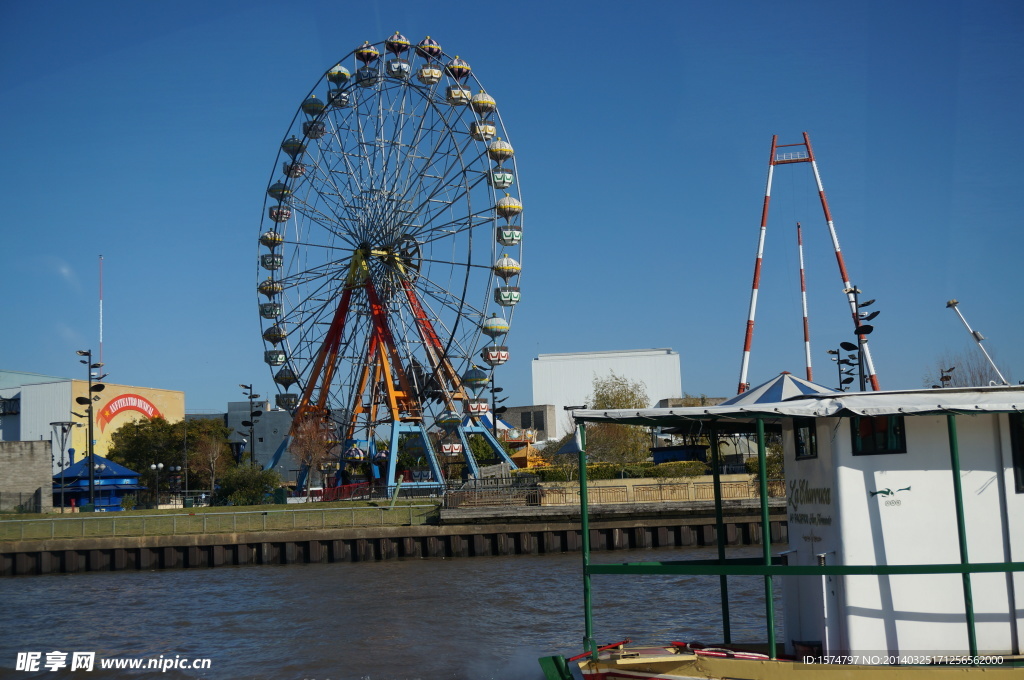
[721,372,836,406]
[54,454,141,481]
[461,414,513,430]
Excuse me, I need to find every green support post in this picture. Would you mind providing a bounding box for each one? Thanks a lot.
[756,417,776,658]
[709,428,731,643]
[577,422,597,660]
[946,414,978,657]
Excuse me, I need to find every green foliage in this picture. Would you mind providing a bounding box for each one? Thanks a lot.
[215,465,281,506]
[528,460,710,482]
[107,416,233,493]
[745,443,785,481]
[646,461,711,478]
[533,431,581,480]
[120,495,137,511]
[466,433,511,464]
[584,372,651,468]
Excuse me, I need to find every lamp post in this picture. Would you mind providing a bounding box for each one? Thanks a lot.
[150,462,164,506]
[489,374,508,438]
[50,421,81,512]
[933,366,956,389]
[826,349,856,391]
[75,350,106,505]
[842,287,880,391]
[167,465,182,504]
[240,384,263,466]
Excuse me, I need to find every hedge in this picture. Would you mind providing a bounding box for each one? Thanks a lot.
[520,460,710,483]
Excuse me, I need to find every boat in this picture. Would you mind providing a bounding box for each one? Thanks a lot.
[539,376,1024,678]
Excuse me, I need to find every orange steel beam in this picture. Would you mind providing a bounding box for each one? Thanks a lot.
[363,278,420,419]
[400,280,467,409]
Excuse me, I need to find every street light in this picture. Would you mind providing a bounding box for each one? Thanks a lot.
[150,462,164,506]
[75,350,106,505]
[240,384,263,466]
[489,375,508,438]
[166,465,182,504]
[826,349,856,391]
[932,366,956,389]
[50,421,81,512]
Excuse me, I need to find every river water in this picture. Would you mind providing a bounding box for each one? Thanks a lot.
[0,546,782,680]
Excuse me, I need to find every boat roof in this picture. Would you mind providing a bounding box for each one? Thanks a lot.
[571,382,1024,427]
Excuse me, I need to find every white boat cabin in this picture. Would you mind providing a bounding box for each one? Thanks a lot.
[572,381,1024,660]
[779,385,1024,658]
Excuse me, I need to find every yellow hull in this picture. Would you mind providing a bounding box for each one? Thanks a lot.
[578,645,1021,679]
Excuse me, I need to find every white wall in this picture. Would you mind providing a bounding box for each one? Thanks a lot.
[531,349,682,438]
[833,414,1015,656]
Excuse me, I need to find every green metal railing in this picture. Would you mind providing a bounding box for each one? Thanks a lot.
[0,505,436,542]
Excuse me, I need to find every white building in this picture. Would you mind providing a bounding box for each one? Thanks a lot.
[531,349,682,438]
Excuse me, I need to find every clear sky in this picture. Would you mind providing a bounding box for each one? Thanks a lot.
[3,0,1022,412]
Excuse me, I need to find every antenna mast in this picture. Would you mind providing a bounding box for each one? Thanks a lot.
[99,255,104,365]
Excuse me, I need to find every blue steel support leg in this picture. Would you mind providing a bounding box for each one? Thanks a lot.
[387,425,402,498]
[455,426,481,477]
[419,423,445,487]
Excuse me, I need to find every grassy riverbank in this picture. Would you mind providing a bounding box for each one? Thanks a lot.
[0,499,441,542]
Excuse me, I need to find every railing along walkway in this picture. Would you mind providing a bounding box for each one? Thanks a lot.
[447,479,786,509]
[0,505,436,542]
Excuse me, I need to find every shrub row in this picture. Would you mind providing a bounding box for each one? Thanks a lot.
[520,460,711,483]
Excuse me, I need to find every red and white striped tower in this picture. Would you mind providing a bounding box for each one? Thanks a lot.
[796,223,812,381]
[803,134,879,390]
[736,136,778,394]
[736,133,880,393]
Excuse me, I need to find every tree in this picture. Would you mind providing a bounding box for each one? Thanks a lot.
[923,345,1013,388]
[289,417,336,497]
[534,430,582,481]
[192,435,231,499]
[107,416,233,499]
[584,372,650,470]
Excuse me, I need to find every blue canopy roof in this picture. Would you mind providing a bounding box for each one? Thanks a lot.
[720,372,836,406]
[461,414,513,430]
[54,454,141,481]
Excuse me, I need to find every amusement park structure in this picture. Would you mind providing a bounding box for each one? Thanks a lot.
[736,133,881,395]
[255,33,523,495]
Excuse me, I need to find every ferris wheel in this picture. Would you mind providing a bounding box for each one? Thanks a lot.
[257,32,523,493]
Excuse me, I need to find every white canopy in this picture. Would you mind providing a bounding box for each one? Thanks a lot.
[570,384,1024,427]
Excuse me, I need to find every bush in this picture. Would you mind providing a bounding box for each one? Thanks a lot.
[215,465,281,506]
[528,460,710,483]
[745,446,785,480]
[647,461,711,478]
[120,495,137,511]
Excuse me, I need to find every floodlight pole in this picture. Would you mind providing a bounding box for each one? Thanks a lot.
[76,349,104,505]
[50,421,79,511]
[946,300,1009,385]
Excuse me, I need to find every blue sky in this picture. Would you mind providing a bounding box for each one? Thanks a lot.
[3,0,1022,412]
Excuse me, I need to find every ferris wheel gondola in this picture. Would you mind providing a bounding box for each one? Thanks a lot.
[257,32,523,494]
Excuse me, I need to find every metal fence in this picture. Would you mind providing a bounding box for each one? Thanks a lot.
[0,505,437,542]
[445,479,786,509]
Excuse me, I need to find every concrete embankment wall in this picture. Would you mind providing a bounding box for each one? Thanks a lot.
[1,504,787,577]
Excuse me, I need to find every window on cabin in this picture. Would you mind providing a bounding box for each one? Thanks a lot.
[1010,413,1024,493]
[795,417,818,460]
[851,415,907,455]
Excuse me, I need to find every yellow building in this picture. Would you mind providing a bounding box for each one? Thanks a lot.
[69,380,185,462]
[0,370,184,466]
